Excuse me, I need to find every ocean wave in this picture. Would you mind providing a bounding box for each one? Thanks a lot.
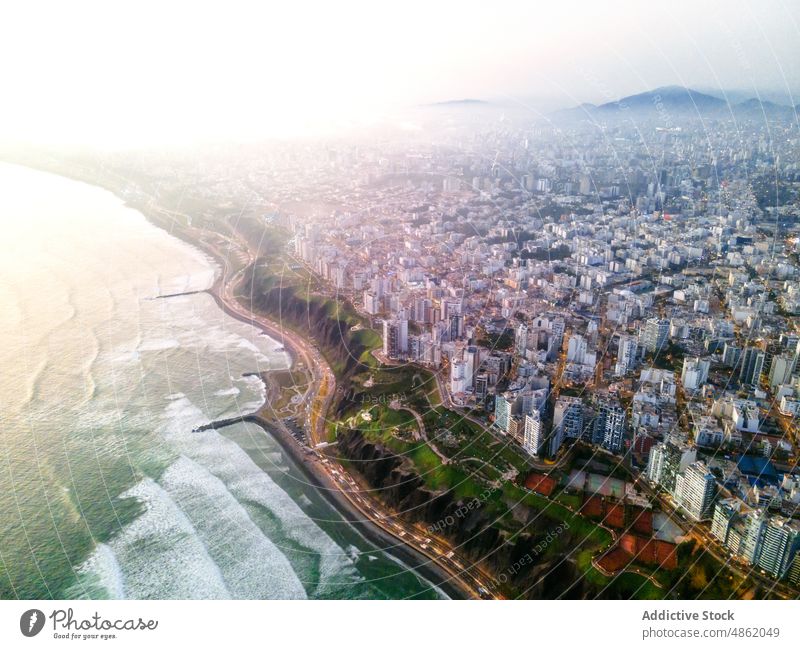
[159,455,308,599]
[213,387,240,397]
[68,543,126,599]
[93,478,232,599]
[159,395,209,436]
[1,163,435,600]
[173,428,360,596]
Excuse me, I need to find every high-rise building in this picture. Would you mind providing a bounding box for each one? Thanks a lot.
[519,387,548,416]
[383,319,399,358]
[769,353,797,389]
[641,318,670,354]
[523,411,544,457]
[448,314,463,341]
[382,317,408,359]
[788,552,800,587]
[646,442,697,492]
[615,335,638,376]
[474,374,489,400]
[450,360,467,394]
[722,342,741,368]
[364,291,381,315]
[711,498,745,546]
[546,396,584,458]
[739,347,765,385]
[493,392,518,433]
[780,333,800,352]
[756,517,800,578]
[414,298,432,324]
[464,345,479,389]
[408,334,435,365]
[398,317,408,354]
[507,415,524,444]
[547,318,565,362]
[515,323,528,356]
[673,461,716,521]
[743,510,768,564]
[567,334,588,364]
[763,342,783,384]
[554,396,584,442]
[594,400,626,454]
[681,357,710,390]
[579,174,592,195]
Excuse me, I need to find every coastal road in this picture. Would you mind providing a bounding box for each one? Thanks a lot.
[195,222,336,447]
[183,217,502,599]
[317,453,503,599]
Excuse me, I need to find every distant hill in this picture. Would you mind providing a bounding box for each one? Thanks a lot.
[552,85,797,124]
[696,87,798,107]
[731,97,797,120]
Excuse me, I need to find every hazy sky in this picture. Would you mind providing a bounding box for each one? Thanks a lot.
[2,0,798,146]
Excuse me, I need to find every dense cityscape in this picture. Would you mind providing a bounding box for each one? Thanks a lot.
[286,92,800,592]
[7,4,800,649]
[20,85,800,600]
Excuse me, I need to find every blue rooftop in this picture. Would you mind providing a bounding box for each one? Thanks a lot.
[737,456,779,486]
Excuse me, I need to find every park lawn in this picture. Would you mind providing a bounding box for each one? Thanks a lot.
[576,549,611,587]
[554,492,582,509]
[353,406,504,501]
[502,483,613,549]
[604,571,666,599]
[425,380,443,407]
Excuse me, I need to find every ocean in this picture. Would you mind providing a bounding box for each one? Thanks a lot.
[0,162,442,599]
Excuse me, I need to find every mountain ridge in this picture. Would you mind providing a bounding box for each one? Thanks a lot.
[551,85,798,123]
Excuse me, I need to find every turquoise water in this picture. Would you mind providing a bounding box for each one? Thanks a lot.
[0,163,442,599]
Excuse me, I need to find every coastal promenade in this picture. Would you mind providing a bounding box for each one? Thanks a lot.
[0,159,504,600]
[157,208,502,600]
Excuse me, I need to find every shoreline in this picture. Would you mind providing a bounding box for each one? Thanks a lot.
[240,414,465,600]
[14,160,472,599]
[191,235,471,600]
[0,158,476,600]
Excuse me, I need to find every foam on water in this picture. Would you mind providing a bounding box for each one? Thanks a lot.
[159,396,208,435]
[97,478,232,599]
[231,374,269,417]
[137,338,181,352]
[213,387,240,397]
[69,543,126,599]
[171,426,362,597]
[0,164,441,599]
[157,268,217,297]
[159,455,308,599]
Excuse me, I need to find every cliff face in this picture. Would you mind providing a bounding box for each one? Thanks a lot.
[243,276,372,385]
[243,267,602,597]
[338,428,599,599]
